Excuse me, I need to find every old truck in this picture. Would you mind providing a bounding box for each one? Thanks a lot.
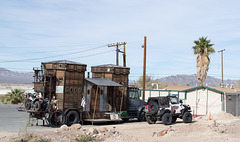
[28,60,146,126]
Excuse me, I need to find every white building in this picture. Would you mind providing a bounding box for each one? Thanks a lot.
[140,86,240,116]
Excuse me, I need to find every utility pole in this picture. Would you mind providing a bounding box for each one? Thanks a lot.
[142,36,147,101]
[123,43,126,67]
[218,49,225,84]
[108,42,126,66]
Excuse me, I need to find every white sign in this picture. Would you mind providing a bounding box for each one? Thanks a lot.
[56,86,64,93]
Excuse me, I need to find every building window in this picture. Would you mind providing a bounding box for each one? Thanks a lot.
[70,88,73,92]
[65,87,69,93]
[87,89,90,95]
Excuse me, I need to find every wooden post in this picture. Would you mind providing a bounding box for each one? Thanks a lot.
[142,36,147,101]
[218,49,225,84]
[123,42,126,67]
[108,42,126,66]
[116,43,119,66]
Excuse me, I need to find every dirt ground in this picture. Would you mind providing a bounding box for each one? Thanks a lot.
[1,111,240,142]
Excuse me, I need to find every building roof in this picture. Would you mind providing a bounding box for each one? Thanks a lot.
[183,86,224,94]
[85,78,123,87]
[43,60,86,66]
[164,86,193,91]
[165,85,240,94]
[91,64,129,69]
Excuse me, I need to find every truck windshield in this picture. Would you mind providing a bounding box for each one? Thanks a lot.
[129,91,139,99]
[170,97,179,104]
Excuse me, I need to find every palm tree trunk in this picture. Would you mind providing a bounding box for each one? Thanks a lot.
[197,54,210,86]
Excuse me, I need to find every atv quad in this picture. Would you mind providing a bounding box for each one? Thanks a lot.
[145,96,192,125]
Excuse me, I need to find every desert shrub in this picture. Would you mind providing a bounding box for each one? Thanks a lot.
[76,135,94,142]
[5,89,25,104]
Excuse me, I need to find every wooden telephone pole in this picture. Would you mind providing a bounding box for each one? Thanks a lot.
[218,49,225,84]
[108,42,127,67]
[142,36,147,101]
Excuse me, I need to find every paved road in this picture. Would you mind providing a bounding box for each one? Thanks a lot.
[0,104,29,132]
[0,104,143,132]
[0,104,52,132]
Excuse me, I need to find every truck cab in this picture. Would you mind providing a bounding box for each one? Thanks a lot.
[123,87,147,121]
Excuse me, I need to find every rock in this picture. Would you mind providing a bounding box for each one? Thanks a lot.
[152,132,156,137]
[89,128,99,135]
[157,131,166,137]
[60,125,69,131]
[70,124,82,130]
[99,127,108,133]
[213,120,218,127]
[104,131,113,138]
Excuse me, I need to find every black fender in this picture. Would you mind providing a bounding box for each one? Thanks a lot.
[137,105,146,118]
[160,109,171,116]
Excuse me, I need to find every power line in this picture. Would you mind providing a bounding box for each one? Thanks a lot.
[0,43,106,48]
[0,45,108,63]
[1,50,115,71]
[67,50,115,60]
[0,44,108,57]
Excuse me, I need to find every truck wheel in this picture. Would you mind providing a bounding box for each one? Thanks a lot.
[50,111,66,126]
[138,109,146,122]
[33,101,41,111]
[148,102,158,114]
[162,113,172,125]
[67,111,80,126]
[183,112,192,123]
[146,115,157,124]
[172,117,177,123]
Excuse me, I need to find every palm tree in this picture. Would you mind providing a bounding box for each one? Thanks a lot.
[6,89,25,104]
[193,37,215,86]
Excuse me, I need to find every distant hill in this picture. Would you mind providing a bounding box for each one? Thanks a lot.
[0,68,33,83]
[156,74,237,87]
[0,67,238,87]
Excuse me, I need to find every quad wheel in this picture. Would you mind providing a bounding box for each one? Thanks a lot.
[25,100,31,110]
[183,112,192,123]
[162,113,172,125]
[33,101,41,111]
[146,115,157,124]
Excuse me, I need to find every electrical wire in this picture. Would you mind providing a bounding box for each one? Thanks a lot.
[0,45,108,63]
[0,44,108,57]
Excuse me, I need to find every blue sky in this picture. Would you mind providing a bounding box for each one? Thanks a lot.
[0,0,240,81]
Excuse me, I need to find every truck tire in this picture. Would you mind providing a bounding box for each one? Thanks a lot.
[162,113,172,125]
[148,102,158,114]
[138,109,146,122]
[146,115,157,124]
[183,112,192,123]
[50,111,66,126]
[33,101,41,111]
[172,117,177,123]
[67,111,80,126]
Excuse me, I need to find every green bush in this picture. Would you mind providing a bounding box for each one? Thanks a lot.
[5,89,25,104]
[76,135,94,142]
